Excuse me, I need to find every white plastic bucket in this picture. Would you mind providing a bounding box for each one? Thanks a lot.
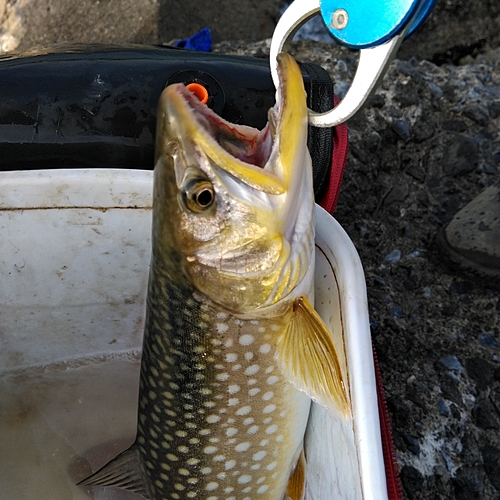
[0,169,387,500]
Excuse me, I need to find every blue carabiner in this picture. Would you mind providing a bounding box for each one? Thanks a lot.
[320,0,436,49]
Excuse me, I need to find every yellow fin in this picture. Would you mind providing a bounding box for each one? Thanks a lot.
[276,296,350,415]
[286,450,306,500]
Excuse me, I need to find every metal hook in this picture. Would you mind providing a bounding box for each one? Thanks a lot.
[270,0,407,128]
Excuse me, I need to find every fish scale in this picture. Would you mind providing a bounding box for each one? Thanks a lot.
[137,250,310,500]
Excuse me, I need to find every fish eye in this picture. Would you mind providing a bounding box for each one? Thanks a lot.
[182,179,215,213]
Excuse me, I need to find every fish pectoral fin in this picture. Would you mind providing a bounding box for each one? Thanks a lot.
[276,296,350,415]
[78,446,150,499]
[286,449,306,500]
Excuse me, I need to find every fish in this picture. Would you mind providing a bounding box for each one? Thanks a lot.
[80,52,348,500]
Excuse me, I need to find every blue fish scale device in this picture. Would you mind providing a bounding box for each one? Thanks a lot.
[270,0,437,127]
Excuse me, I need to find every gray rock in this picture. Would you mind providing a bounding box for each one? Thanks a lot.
[440,182,500,276]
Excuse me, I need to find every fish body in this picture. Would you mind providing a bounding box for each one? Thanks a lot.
[81,53,348,499]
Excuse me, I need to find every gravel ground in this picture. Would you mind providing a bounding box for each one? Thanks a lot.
[214,39,500,499]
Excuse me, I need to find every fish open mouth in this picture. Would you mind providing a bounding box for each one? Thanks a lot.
[161,53,305,196]
[173,83,275,169]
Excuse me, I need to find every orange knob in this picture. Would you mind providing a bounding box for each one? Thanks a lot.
[186,82,209,104]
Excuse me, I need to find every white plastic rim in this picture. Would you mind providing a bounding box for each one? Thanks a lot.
[0,169,387,499]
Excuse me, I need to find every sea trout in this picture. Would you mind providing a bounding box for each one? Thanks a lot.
[81,53,348,500]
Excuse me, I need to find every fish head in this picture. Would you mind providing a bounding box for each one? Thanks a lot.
[154,53,314,314]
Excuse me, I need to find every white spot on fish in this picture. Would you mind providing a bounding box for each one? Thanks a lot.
[259,343,271,354]
[189,437,200,444]
[244,352,254,361]
[248,425,259,434]
[231,364,242,371]
[239,334,254,346]
[216,373,230,381]
[248,388,260,396]
[166,453,179,461]
[236,406,251,416]
[258,326,265,333]
[235,442,251,452]
[225,460,236,470]
[225,353,238,363]
[216,312,228,320]
[262,391,274,401]
[224,338,234,348]
[200,387,212,395]
[199,429,211,436]
[214,454,226,462]
[226,427,238,437]
[201,467,212,475]
[224,487,234,493]
[216,323,229,333]
[187,457,200,465]
[267,461,278,470]
[247,379,257,385]
[206,415,221,424]
[256,476,266,484]
[175,430,187,437]
[267,376,279,385]
[257,485,269,494]
[228,398,239,407]
[243,418,254,425]
[244,365,260,376]
[238,475,252,484]
[260,439,270,446]
[228,384,240,394]
[252,451,266,461]
[266,424,278,434]
[205,481,219,491]
[204,446,218,454]
[178,468,190,476]
[178,446,189,453]
[263,404,276,414]
[251,463,261,470]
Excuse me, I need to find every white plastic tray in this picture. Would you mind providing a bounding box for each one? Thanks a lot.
[0,169,387,500]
